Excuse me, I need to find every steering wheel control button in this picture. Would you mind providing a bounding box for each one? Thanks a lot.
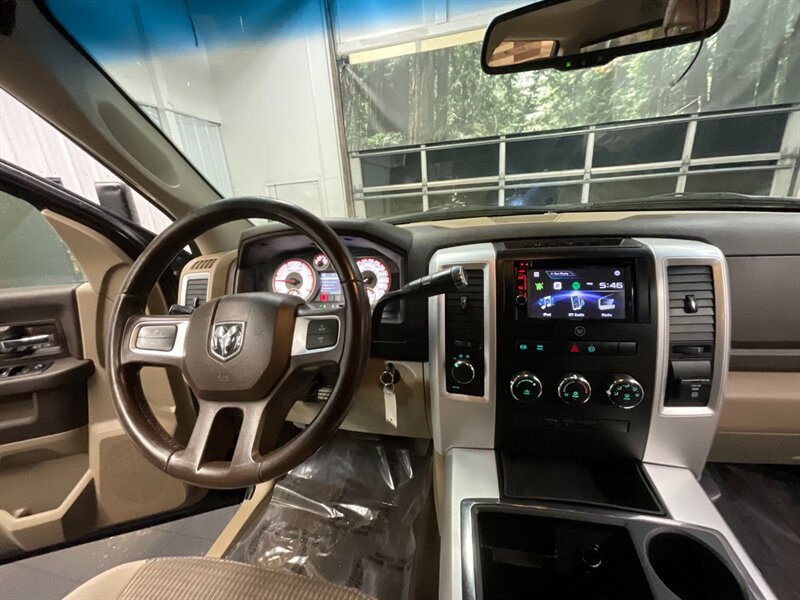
[307,319,339,336]
[136,325,177,351]
[510,371,543,402]
[450,359,476,385]
[606,375,644,409]
[135,336,176,351]
[138,325,177,339]
[557,373,592,405]
[306,332,337,350]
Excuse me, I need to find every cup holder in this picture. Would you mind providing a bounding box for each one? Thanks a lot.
[647,532,746,600]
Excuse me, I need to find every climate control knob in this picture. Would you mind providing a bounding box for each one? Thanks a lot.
[451,360,476,385]
[557,373,592,405]
[606,375,644,409]
[510,371,543,402]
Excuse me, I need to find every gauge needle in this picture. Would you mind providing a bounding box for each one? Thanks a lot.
[274,279,300,284]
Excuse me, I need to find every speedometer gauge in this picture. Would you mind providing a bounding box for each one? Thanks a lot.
[272,259,316,300]
[357,257,391,305]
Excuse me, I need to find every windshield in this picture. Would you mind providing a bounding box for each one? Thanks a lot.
[45,0,800,220]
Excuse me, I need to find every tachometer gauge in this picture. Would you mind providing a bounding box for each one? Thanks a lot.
[313,253,329,270]
[357,257,391,305]
[272,259,316,301]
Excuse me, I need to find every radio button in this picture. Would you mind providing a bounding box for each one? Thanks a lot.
[565,342,585,354]
[618,342,638,355]
[599,341,619,355]
[516,340,551,354]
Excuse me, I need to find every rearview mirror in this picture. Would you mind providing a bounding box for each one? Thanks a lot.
[482,0,729,74]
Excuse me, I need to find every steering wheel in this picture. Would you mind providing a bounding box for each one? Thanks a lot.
[106,197,370,488]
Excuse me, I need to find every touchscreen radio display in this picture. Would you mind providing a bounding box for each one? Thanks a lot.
[523,265,627,320]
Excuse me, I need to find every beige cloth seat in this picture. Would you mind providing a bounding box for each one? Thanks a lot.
[65,556,373,600]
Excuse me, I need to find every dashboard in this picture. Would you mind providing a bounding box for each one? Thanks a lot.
[224,212,800,365]
[182,210,800,468]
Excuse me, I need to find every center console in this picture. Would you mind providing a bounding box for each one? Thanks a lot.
[429,238,773,599]
[495,241,658,462]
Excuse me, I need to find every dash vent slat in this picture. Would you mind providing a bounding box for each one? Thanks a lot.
[667,265,715,346]
[184,276,209,307]
[192,258,217,271]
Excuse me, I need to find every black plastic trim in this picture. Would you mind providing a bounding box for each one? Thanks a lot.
[0,357,94,396]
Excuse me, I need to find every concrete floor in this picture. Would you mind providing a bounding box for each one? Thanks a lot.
[0,505,238,600]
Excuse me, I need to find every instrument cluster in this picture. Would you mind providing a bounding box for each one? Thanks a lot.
[265,252,396,309]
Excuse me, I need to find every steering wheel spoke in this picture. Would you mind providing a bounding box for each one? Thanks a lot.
[120,314,190,368]
[168,381,306,487]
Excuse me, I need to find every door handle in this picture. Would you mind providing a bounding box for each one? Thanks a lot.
[0,334,55,353]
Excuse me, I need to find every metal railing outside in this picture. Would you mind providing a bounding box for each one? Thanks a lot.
[349,104,800,217]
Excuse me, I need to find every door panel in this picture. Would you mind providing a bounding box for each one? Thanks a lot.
[0,285,95,556]
[0,285,94,445]
[0,185,202,560]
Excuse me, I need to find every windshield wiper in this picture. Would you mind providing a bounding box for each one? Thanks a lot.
[383,192,799,224]
[558,192,800,212]
[383,202,553,224]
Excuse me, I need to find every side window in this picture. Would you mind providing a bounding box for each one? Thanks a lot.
[0,87,172,234]
[0,191,85,289]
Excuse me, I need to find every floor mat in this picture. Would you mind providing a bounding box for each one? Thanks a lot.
[704,463,800,600]
[227,431,433,600]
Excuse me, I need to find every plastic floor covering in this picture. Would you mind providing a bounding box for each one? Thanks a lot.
[227,431,432,600]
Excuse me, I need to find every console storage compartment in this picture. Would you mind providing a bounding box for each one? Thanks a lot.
[469,504,759,600]
[476,510,652,599]
[500,454,664,514]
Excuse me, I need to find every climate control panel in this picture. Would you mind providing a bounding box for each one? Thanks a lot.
[508,371,644,410]
[495,244,658,460]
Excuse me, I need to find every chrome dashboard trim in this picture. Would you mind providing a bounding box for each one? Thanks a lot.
[635,238,731,477]
[428,243,497,454]
[441,448,500,600]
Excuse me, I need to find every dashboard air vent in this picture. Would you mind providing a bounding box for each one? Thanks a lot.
[192,258,217,271]
[504,238,627,250]
[184,276,209,307]
[667,265,715,346]
[445,269,485,339]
